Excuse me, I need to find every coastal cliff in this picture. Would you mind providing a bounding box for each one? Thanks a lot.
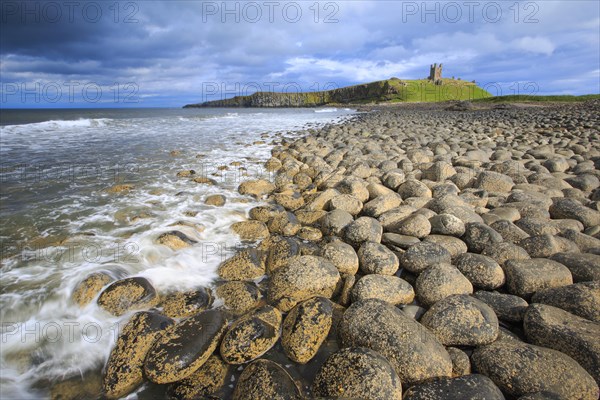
[183,78,492,108]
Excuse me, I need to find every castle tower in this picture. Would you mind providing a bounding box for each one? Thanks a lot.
[429,63,443,81]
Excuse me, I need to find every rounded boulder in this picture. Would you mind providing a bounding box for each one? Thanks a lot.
[144,309,228,384]
[282,297,333,364]
[268,255,340,312]
[357,241,399,275]
[313,347,402,400]
[420,294,499,346]
[232,359,302,400]
[97,277,159,316]
[339,299,452,385]
[220,306,282,364]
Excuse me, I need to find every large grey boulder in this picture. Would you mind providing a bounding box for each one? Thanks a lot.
[339,299,452,385]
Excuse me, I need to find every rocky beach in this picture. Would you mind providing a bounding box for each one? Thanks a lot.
[61,100,600,399]
[3,0,599,398]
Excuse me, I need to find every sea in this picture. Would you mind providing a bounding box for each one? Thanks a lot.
[0,107,356,399]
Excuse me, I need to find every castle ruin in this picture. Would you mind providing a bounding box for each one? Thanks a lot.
[429,63,443,85]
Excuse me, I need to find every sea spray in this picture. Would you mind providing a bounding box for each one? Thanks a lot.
[0,107,355,398]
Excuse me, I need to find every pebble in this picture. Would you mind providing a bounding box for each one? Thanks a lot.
[215,281,262,316]
[462,222,504,253]
[231,220,269,240]
[205,194,226,206]
[157,230,197,250]
[446,347,471,377]
[319,209,354,236]
[166,355,229,399]
[423,234,468,258]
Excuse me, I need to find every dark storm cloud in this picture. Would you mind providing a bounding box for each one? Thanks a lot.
[1,1,194,65]
[1,1,598,107]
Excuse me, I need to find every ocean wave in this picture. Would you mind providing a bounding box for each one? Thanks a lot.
[1,118,112,134]
[0,108,355,397]
[314,108,338,113]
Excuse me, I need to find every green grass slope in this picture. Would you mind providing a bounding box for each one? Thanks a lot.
[473,94,600,103]
[184,78,493,108]
[370,78,491,103]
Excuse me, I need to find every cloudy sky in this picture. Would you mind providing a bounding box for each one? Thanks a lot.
[1,0,598,107]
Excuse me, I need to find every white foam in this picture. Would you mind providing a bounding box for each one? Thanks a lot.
[1,118,111,134]
[0,108,355,396]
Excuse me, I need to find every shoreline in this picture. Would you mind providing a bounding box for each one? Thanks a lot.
[57,101,599,399]
[0,109,353,400]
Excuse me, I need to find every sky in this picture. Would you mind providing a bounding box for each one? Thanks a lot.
[1,0,599,108]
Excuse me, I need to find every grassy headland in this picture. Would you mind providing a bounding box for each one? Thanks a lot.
[183,78,493,108]
[473,94,600,103]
